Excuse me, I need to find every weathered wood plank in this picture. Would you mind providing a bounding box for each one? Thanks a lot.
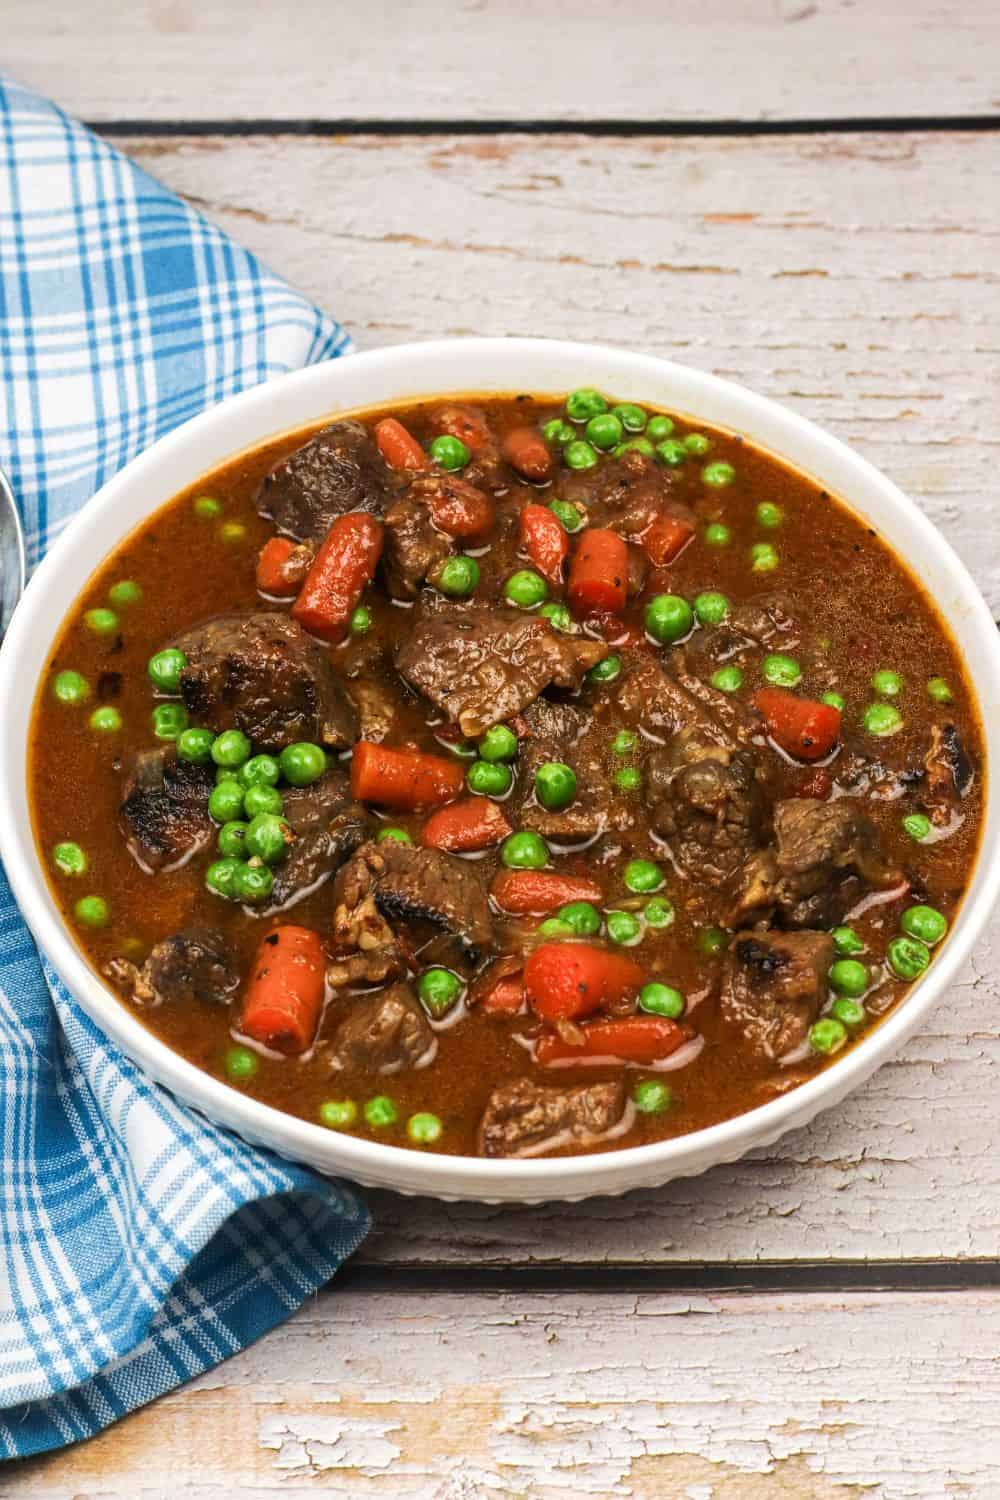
[11,1288,1000,1497]
[10,0,1000,124]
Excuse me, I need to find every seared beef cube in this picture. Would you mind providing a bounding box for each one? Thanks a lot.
[106,927,238,1008]
[722,930,834,1063]
[383,489,453,600]
[396,600,608,737]
[119,747,213,872]
[687,592,801,676]
[266,771,370,912]
[729,797,901,929]
[344,676,401,744]
[169,612,357,751]
[924,722,975,823]
[614,650,759,750]
[328,983,435,1074]
[646,731,763,887]
[517,699,628,842]
[478,1078,628,1158]
[333,840,493,962]
[257,420,397,543]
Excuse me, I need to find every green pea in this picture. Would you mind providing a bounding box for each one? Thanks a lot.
[84,607,119,637]
[927,677,953,704]
[639,982,684,1019]
[697,926,727,958]
[539,917,575,939]
[279,742,326,787]
[558,901,602,936]
[614,766,642,792]
[210,729,251,768]
[501,831,549,869]
[829,958,868,998]
[887,935,930,981]
[208,780,246,824]
[749,542,779,573]
[349,605,373,634]
[234,860,274,905]
[903,811,931,842]
[645,593,693,644]
[74,895,109,929]
[756,502,783,529]
[624,858,664,894]
[862,703,903,737]
[549,498,586,533]
[176,727,215,764]
[376,826,412,845]
[542,417,575,445]
[365,1095,398,1129]
[216,766,240,784]
[539,601,575,633]
[407,1112,443,1145]
[612,403,647,433]
[646,415,675,442]
[614,438,656,458]
[633,1079,673,1114]
[89,706,122,733]
[434,555,481,598]
[225,1045,259,1083]
[831,997,866,1028]
[694,591,729,627]
[901,904,948,946]
[588,654,621,685]
[108,579,142,608]
[832,925,864,956]
[320,1099,357,1130]
[809,1018,847,1055]
[611,729,638,756]
[585,412,624,450]
[564,440,599,471]
[534,761,577,811]
[239,753,281,788]
[418,967,463,1017]
[147,648,187,694]
[762,653,802,688]
[703,461,735,488]
[53,842,87,877]
[245,812,291,865]
[205,857,244,900]
[643,896,675,930]
[656,439,687,468]
[822,691,846,713]
[193,495,222,519]
[606,909,642,946]
[218,521,247,545]
[151,703,189,741]
[872,669,903,698]
[505,569,548,608]
[244,783,284,818]
[430,434,470,470]
[683,433,710,456]
[566,387,608,422]
[217,821,248,858]
[479,725,519,763]
[711,665,743,694]
[704,523,732,548]
[467,760,513,797]
[52,669,90,705]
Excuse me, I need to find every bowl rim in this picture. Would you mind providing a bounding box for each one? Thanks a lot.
[1,334,997,1195]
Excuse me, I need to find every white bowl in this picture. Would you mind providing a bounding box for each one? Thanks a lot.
[1,337,997,1203]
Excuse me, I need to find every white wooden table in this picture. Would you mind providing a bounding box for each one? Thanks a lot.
[8,4,1000,1495]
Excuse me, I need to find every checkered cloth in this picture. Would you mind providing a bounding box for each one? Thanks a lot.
[0,76,370,1460]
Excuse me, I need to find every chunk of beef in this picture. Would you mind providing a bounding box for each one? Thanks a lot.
[721,930,834,1064]
[924,722,975,824]
[729,797,902,929]
[615,649,760,750]
[478,1078,629,1158]
[646,730,764,887]
[327,983,436,1074]
[106,927,238,1009]
[517,699,629,842]
[169,612,357,751]
[687,592,801,675]
[396,600,608,737]
[266,771,370,912]
[119,747,213,872]
[382,488,452,599]
[333,840,493,963]
[345,676,401,743]
[257,420,397,543]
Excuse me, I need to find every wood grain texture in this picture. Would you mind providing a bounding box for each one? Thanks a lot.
[8,1,1000,125]
[10,1288,1000,1498]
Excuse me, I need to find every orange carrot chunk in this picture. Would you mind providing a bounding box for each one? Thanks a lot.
[423,476,495,539]
[642,513,695,567]
[518,503,569,588]
[374,417,428,471]
[431,404,493,455]
[255,536,300,597]
[568,528,628,615]
[536,1016,692,1067]
[524,942,644,1022]
[490,868,603,916]
[422,797,513,853]
[291,513,383,643]
[503,427,554,483]
[755,687,841,763]
[351,741,465,810]
[239,926,326,1056]
[480,975,527,1015]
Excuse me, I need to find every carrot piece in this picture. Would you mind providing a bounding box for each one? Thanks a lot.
[503,427,554,482]
[422,475,495,538]
[518,503,569,588]
[523,942,644,1022]
[422,796,512,852]
[567,528,629,615]
[641,512,695,567]
[374,417,428,471]
[490,868,603,916]
[431,404,493,455]
[351,740,465,810]
[536,1016,692,1067]
[755,687,842,763]
[239,926,326,1056]
[291,512,384,643]
[480,975,526,1015]
[256,536,310,598]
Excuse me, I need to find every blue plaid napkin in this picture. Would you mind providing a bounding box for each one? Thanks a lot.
[0,76,370,1460]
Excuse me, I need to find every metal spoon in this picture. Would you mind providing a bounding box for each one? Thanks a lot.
[0,465,25,640]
